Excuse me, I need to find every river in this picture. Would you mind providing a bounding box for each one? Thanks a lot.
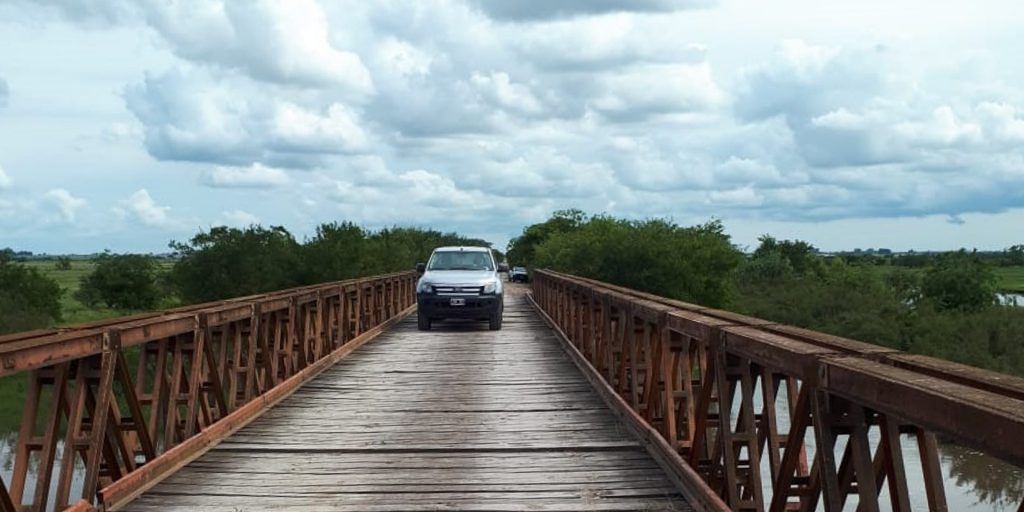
[2,431,1021,510]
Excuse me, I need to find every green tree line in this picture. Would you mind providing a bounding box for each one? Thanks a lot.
[506,211,1024,377]
[0,223,491,334]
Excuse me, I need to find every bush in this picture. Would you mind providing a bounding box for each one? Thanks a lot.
[735,258,907,349]
[55,256,72,270]
[0,249,63,333]
[751,235,822,276]
[920,250,996,312]
[76,253,163,310]
[170,226,302,303]
[299,222,368,283]
[171,223,495,304]
[506,209,585,268]
[529,214,742,307]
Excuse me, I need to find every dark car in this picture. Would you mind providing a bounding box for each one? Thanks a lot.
[509,266,528,283]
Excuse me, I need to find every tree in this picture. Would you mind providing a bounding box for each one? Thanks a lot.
[752,235,821,275]
[0,249,63,333]
[920,250,997,312]
[300,222,368,283]
[506,209,585,268]
[531,216,742,307]
[55,256,72,270]
[170,226,302,303]
[76,253,163,310]
[1006,244,1024,266]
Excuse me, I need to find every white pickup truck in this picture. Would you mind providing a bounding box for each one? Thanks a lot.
[414,246,507,331]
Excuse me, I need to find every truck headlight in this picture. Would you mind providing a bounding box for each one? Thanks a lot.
[483,282,497,294]
[417,281,433,294]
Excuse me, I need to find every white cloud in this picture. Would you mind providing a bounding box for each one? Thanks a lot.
[467,0,712,21]
[125,69,370,167]
[735,39,883,123]
[975,102,1024,143]
[119,189,175,228]
[44,188,86,223]
[0,164,11,189]
[4,0,1024,252]
[201,163,290,189]
[592,63,725,120]
[219,209,259,227]
[270,103,367,153]
[374,38,433,78]
[513,15,707,70]
[471,72,544,115]
[0,76,8,107]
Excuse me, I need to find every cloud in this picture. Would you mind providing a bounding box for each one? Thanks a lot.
[591,63,724,121]
[0,76,8,107]
[470,72,544,115]
[269,103,368,153]
[5,1,1024,253]
[201,163,290,189]
[512,15,708,70]
[119,189,175,228]
[141,0,374,92]
[44,189,86,223]
[17,0,373,92]
[467,0,712,21]
[735,40,885,124]
[124,68,370,167]
[219,209,259,227]
[4,0,135,25]
[0,164,11,189]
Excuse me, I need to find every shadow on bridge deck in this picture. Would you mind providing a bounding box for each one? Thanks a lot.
[124,285,691,511]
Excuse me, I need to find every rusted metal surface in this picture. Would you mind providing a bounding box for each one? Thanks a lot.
[531,269,1024,512]
[527,290,729,512]
[0,272,417,512]
[120,286,691,511]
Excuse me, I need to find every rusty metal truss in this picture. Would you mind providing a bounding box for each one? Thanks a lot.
[0,272,417,512]
[530,269,1024,512]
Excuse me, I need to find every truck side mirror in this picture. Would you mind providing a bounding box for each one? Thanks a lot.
[498,263,509,273]
[416,262,426,273]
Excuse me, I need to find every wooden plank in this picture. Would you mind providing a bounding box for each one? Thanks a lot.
[121,286,691,511]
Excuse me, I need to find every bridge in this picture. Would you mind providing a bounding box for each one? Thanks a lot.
[1,270,1022,511]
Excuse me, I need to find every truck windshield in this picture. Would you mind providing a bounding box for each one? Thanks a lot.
[428,251,494,271]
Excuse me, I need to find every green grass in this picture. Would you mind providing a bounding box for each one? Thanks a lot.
[0,259,176,433]
[23,259,176,325]
[994,266,1024,293]
[853,264,1024,294]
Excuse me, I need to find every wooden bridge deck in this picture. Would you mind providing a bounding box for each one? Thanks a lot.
[125,286,690,511]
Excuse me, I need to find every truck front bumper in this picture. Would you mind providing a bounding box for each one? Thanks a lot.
[417,294,502,320]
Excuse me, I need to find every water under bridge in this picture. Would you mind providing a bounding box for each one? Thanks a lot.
[0,270,1022,511]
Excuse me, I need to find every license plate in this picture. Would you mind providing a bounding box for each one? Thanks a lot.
[449,298,466,306]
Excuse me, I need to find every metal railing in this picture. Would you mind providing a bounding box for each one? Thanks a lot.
[0,271,418,512]
[530,269,1024,512]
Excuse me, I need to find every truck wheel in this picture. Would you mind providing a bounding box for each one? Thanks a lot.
[417,313,431,331]
[489,310,502,331]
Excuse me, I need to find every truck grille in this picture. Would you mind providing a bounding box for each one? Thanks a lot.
[434,286,483,296]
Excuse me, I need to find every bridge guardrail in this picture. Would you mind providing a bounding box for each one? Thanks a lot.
[530,269,1024,512]
[0,271,418,512]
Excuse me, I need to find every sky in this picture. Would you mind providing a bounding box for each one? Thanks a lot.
[0,0,1023,254]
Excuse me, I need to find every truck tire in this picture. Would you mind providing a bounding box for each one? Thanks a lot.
[417,313,431,331]
[489,310,502,331]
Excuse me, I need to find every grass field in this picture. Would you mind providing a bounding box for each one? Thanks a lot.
[994,266,1024,293]
[861,264,1024,294]
[22,259,176,325]
[1,259,175,433]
